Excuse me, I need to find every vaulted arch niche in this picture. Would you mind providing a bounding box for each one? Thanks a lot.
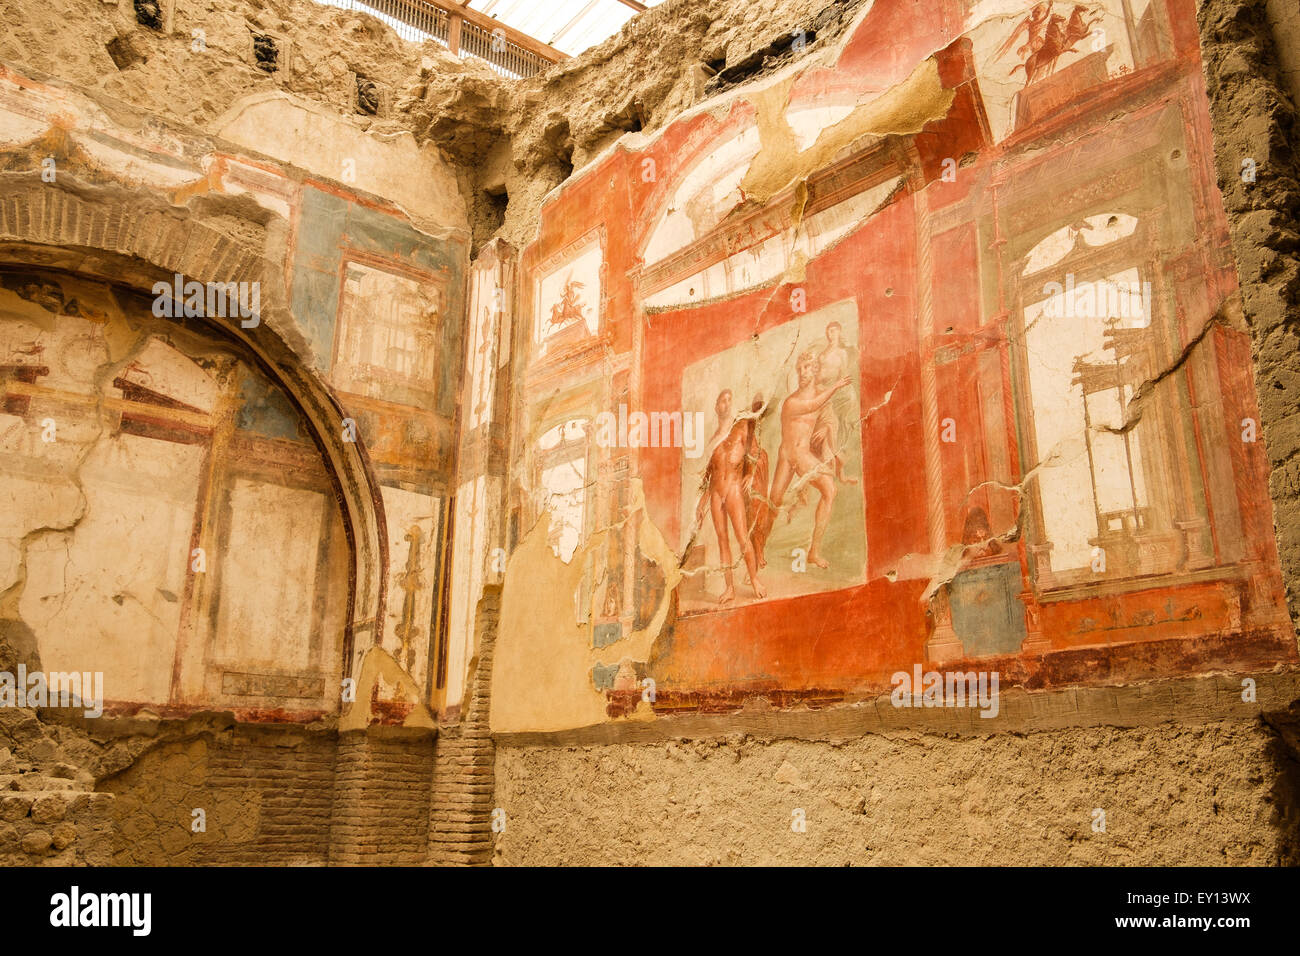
[0,265,352,717]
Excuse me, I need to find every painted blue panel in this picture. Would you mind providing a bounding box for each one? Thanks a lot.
[237,366,307,442]
[592,662,619,691]
[289,186,466,418]
[593,621,622,649]
[949,561,1027,658]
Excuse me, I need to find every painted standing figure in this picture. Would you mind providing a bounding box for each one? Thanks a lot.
[1001,2,1105,85]
[696,389,767,603]
[769,351,854,569]
[996,1,1053,69]
[813,321,859,485]
[744,395,774,566]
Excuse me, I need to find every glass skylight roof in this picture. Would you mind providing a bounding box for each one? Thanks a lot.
[315,0,665,59]
[470,0,663,56]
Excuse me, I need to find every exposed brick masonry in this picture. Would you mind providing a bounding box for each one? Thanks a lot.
[428,585,501,866]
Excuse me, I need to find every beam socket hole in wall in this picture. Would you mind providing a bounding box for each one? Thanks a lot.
[545,119,575,182]
[253,34,279,73]
[105,34,143,70]
[356,75,380,115]
[709,32,811,93]
[607,100,646,134]
[133,0,162,30]
[485,187,508,234]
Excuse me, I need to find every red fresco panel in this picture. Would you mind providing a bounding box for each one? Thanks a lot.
[514,0,1296,719]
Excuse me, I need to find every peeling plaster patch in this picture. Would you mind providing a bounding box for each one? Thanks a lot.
[340,646,435,730]
[3,319,204,702]
[0,282,144,621]
[491,513,612,734]
[618,478,683,651]
[740,57,954,207]
[212,91,468,234]
[492,479,679,734]
[642,173,905,312]
[70,132,203,190]
[0,108,49,148]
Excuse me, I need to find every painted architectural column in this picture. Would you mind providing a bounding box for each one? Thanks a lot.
[915,183,962,663]
[443,239,515,718]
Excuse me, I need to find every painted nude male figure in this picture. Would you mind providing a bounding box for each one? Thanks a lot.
[695,389,767,603]
[770,351,853,569]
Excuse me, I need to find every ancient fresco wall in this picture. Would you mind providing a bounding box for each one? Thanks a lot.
[0,60,470,722]
[0,269,350,716]
[494,0,1295,734]
[287,181,466,709]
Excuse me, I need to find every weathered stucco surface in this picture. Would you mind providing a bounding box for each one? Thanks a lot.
[0,0,479,864]
[399,0,874,249]
[494,715,1300,865]
[0,0,1298,867]
[0,0,436,128]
